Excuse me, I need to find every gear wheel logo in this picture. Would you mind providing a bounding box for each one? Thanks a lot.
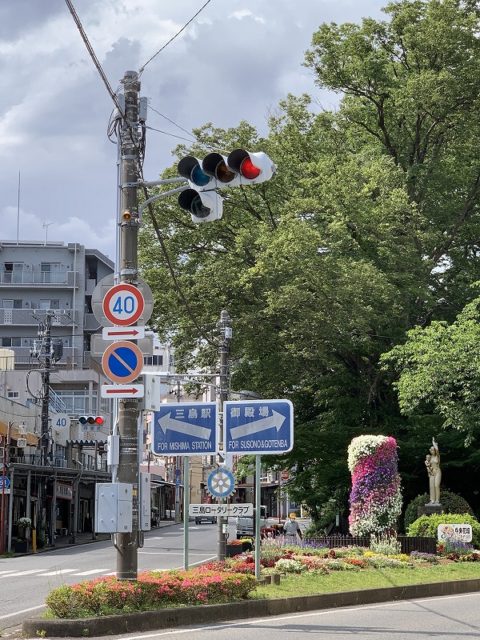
[207,467,235,499]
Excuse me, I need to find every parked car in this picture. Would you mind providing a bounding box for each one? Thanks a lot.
[195,514,217,524]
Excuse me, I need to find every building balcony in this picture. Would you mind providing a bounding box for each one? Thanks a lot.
[0,269,79,287]
[0,309,78,326]
[6,345,82,367]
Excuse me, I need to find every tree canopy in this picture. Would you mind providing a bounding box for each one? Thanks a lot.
[139,0,480,521]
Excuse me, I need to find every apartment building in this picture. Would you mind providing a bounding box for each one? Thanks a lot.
[0,240,113,551]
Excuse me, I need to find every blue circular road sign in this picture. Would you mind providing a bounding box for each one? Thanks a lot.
[102,340,143,384]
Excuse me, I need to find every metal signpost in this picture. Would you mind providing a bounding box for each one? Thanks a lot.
[153,402,217,569]
[224,399,294,578]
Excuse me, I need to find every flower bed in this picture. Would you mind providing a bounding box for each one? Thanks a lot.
[46,569,256,619]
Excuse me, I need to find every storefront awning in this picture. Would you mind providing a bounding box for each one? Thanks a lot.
[0,421,38,446]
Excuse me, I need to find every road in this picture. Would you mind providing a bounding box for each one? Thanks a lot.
[98,592,480,640]
[0,523,217,634]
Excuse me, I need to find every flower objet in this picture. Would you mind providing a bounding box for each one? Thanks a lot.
[348,435,402,536]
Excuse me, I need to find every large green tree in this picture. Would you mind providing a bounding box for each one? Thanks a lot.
[139,0,480,523]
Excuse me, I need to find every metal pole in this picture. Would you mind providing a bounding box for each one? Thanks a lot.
[116,70,141,580]
[183,456,190,570]
[255,455,261,580]
[217,310,231,561]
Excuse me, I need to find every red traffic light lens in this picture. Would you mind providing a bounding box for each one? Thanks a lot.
[240,157,261,180]
[95,416,104,425]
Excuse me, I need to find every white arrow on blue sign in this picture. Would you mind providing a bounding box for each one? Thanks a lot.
[153,402,217,456]
[224,399,294,455]
[0,475,11,490]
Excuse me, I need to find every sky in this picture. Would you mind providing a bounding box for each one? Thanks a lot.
[0,0,385,261]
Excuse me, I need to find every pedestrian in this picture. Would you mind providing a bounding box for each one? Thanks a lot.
[283,513,302,544]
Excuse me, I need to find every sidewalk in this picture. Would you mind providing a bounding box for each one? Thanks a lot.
[12,518,178,556]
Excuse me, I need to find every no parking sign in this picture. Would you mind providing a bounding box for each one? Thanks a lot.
[102,341,143,384]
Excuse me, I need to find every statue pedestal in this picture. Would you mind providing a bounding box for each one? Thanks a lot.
[417,504,443,517]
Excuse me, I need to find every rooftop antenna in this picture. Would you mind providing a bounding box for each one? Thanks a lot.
[42,221,54,246]
[16,171,20,245]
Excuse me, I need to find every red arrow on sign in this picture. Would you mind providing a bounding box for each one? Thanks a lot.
[101,384,144,399]
[105,387,140,395]
[102,326,145,341]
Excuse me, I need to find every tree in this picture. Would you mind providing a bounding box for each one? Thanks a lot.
[139,1,480,524]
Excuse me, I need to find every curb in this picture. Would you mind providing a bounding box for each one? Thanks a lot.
[23,578,480,638]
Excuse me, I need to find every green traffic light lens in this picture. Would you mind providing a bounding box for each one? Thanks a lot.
[191,195,210,218]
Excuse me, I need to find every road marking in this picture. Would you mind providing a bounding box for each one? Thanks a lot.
[38,569,77,576]
[0,604,45,621]
[0,569,44,578]
[74,569,108,576]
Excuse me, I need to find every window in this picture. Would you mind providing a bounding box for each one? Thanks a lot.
[2,263,24,283]
[2,337,21,347]
[2,299,23,309]
[40,263,61,284]
[7,391,19,399]
[40,299,60,310]
[143,355,163,366]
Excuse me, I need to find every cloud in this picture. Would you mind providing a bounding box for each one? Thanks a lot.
[0,0,385,260]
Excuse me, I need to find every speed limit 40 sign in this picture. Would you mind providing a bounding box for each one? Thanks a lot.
[102,283,145,326]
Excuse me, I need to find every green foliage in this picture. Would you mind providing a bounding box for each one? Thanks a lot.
[139,0,480,516]
[404,491,474,532]
[45,570,256,619]
[407,513,480,547]
[369,534,401,556]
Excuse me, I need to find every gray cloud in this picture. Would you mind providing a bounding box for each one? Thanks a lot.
[0,0,385,259]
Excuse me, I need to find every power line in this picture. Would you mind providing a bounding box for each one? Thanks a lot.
[147,105,195,139]
[145,125,196,144]
[64,0,124,117]
[138,0,214,76]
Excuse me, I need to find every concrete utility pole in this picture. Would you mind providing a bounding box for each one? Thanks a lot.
[116,70,141,580]
[40,313,52,467]
[217,309,232,560]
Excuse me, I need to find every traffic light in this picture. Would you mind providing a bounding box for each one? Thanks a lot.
[177,149,275,223]
[79,416,105,426]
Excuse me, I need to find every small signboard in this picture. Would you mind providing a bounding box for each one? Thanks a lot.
[189,503,253,517]
[437,523,473,543]
[102,326,145,341]
[101,384,144,398]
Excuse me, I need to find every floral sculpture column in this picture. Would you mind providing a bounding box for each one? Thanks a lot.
[348,435,402,536]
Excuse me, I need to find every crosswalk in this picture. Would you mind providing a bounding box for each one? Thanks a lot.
[0,568,115,579]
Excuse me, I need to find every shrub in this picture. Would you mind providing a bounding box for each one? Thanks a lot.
[407,513,480,548]
[370,534,401,556]
[274,558,305,573]
[348,435,402,536]
[46,569,256,619]
[410,551,438,563]
[404,491,474,532]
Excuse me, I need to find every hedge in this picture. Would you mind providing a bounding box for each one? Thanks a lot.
[403,491,474,532]
[407,513,480,548]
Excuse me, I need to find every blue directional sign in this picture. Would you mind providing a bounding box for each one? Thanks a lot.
[224,399,294,455]
[0,475,10,491]
[153,402,217,456]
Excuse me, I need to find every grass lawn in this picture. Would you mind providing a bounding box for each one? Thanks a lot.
[253,562,480,600]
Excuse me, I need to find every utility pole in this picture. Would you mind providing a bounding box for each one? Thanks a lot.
[116,70,141,580]
[40,313,52,466]
[217,309,232,561]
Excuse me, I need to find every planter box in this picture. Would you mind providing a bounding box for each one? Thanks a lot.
[226,544,243,558]
[14,540,28,553]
